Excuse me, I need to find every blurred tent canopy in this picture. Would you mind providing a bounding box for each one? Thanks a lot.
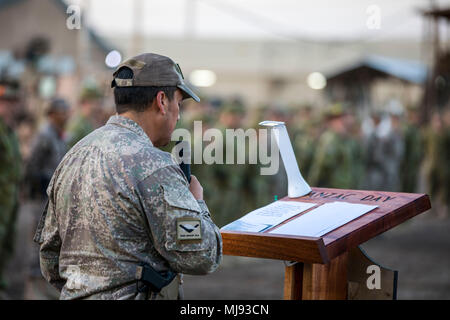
[325,55,427,112]
[327,55,427,85]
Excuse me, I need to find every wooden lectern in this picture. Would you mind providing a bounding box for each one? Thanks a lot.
[220,187,431,300]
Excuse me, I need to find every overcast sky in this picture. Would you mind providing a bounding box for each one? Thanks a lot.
[68,0,450,42]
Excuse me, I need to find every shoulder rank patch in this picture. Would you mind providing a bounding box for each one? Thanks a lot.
[177,218,202,241]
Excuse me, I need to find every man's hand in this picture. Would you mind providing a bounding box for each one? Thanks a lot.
[189,175,203,200]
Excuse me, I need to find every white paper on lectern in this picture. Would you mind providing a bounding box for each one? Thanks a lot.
[268,202,378,237]
[220,201,317,233]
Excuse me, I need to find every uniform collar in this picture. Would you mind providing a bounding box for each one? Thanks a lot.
[106,114,154,146]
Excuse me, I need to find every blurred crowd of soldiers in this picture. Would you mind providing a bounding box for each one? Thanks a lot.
[1,69,449,298]
[0,66,112,298]
[176,97,449,228]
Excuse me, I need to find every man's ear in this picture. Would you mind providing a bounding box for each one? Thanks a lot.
[155,91,168,115]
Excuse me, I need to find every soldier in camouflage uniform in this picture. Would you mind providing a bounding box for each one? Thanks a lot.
[400,106,424,193]
[292,105,316,181]
[24,97,70,299]
[34,53,222,300]
[66,87,103,149]
[308,104,363,189]
[0,79,22,293]
[364,109,404,192]
[422,111,448,218]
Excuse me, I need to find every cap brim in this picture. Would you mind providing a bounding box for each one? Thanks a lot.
[177,82,200,102]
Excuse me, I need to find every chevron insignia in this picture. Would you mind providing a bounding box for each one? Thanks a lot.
[177,218,202,241]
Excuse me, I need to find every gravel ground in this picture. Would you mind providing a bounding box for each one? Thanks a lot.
[3,205,449,300]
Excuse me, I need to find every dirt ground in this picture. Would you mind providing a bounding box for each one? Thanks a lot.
[183,211,450,300]
[2,203,449,300]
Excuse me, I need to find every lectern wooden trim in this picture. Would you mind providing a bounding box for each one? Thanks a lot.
[221,187,431,300]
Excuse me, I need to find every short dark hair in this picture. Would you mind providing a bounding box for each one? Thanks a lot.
[113,67,177,114]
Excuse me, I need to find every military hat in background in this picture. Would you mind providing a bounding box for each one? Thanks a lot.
[111,53,200,102]
[321,103,347,120]
[0,79,20,100]
[0,52,25,101]
[80,86,103,102]
[221,102,245,115]
[46,97,70,114]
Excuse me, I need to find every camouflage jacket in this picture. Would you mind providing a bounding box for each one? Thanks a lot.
[0,118,21,259]
[34,115,222,299]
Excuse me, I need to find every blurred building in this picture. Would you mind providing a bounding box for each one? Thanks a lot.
[325,55,426,113]
[108,35,428,110]
[0,0,114,113]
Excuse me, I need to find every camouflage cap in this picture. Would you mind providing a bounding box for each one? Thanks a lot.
[111,53,200,102]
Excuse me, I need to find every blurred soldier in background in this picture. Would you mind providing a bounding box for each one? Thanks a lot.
[25,98,70,200]
[401,105,424,193]
[363,106,404,192]
[362,110,384,190]
[66,87,102,149]
[422,111,448,218]
[442,108,450,217]
[0,78,22,297]
[308,104,362,189]
[292,104,316,180]
[204,101,249,226]
[218,100,245,130]
[379,102,405,192]
[24,97,70,299]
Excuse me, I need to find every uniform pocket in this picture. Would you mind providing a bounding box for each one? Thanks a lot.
[161,185,211,253]
[161,184,201,213]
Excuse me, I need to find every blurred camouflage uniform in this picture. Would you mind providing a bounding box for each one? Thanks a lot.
[421,114,448,217]
[196,103,250,227]
[66,87,102,149]
[308,105,362,189]
[0,77,22,292]
[292,105,316,180]
[400,108,424,193]
[66,114,94,149]
[34,115,222,299]
[26,123,67,199]
[0,117,21,290]
[364,114,404,192]
[24,98,69,299]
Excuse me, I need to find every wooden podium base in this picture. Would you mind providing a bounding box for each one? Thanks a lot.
[284,247,398,300]
[284,252,348,300]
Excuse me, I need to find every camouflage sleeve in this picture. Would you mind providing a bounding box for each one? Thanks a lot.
[33,199,65,291]
[137,165,222,275]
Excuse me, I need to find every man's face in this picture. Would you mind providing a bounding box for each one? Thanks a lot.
[49,110,70,131]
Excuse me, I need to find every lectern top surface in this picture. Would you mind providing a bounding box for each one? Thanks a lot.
[221,187,430,264]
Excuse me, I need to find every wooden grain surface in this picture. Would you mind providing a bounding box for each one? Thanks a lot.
[302,252,348,300]
[283,263,304,300]
[221,230,328,264]
[221,187,431,264]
